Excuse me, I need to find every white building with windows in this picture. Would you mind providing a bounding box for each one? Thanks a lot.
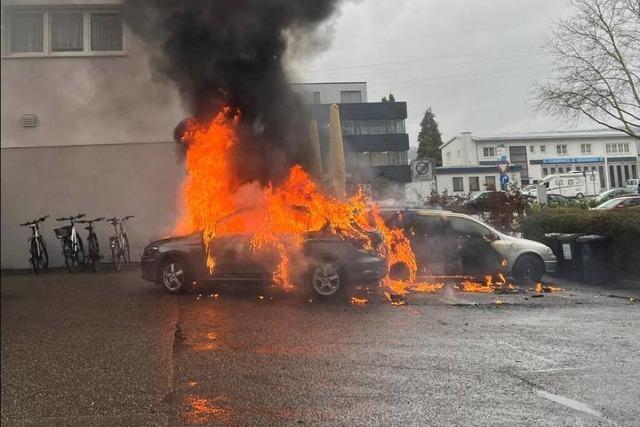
[439,129,639,193]
[1,0,187,269]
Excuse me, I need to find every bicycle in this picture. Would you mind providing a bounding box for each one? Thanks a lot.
[19,215,50,274]
[77,217,105,273]
[108,215,134,272]
[54,214,86,273]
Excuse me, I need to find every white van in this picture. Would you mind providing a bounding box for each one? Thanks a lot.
[539,171,600,198]
[626,179,639,192]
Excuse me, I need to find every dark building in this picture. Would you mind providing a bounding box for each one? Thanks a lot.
[292,82,411,198]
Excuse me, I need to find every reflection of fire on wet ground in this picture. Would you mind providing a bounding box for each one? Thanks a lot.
[348,275,563,306]
[184,395,233,425]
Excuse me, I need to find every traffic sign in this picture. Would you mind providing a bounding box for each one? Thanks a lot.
[411,159,434,181]
[497,161,510,175]
[500,174,510,185]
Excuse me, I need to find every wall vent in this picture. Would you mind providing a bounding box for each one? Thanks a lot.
[20,114,38,128]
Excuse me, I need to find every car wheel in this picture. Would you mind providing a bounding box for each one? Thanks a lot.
[310,259,346,299]
[159,258,190,294]
[513,254,544,285]
[389,262,410,281]
[576,192,584,199]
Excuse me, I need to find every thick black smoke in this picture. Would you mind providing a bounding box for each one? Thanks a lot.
[124,0,342,184]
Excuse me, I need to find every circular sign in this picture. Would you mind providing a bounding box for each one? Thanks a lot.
[415,161,430,176]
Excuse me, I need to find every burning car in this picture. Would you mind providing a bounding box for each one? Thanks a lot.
[141,209,387,298]
[379,208,557,284]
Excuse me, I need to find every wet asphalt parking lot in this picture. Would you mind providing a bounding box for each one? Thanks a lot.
[1,268,639,426]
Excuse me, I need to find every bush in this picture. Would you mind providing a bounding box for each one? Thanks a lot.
[520,208,640,278]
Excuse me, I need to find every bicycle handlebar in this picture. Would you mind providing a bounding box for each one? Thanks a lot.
[77,217,105,224]
[56,214,86,222]
[107,215,134,223]
[20,214,49,227]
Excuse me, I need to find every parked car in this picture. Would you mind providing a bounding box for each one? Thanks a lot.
[625,179,639,193]
[141,210,387,298]
[378,208,557,284]
[594,188,636,204]
[591,196,640,210]
[465,191,507,211]
[546,194,578,206]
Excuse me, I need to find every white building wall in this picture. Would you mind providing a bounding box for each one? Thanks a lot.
[1,0,186,149]
[291,82,368,105]
[441,132,478,166]
[444,130,639,190]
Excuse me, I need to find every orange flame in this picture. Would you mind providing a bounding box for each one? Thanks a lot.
[174,112,413,292]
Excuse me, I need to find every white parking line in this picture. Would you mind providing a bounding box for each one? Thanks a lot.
[535,390,604,418]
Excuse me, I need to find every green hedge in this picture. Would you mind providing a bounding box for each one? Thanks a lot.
[520,208,640,277]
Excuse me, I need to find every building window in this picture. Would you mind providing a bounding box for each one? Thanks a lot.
[550,167,556,174]
[340,90,362,103]
[452,177,464,192]
[91,13,123,51]
[353,119,405,135]
[542,167,548,177]
[606,143,627,153]
[483,147,495,157]
[469,177,480,191]
[540,145,546,152]
[558,167,564,173]
[581,144,592,154]
[51,12,83,52]
[484,176,496,190]
[632,164,638,179]
[312,91,321,104]
[556,145,567,154]
[5,8,123,56]
[370,152,390,166]
[529,145,535,153]
[10,13,43,53]
[341,120,355,135]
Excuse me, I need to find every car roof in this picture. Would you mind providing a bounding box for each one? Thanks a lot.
[378,207,472,219]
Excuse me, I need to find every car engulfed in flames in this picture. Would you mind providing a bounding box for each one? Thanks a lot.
[140,110,560,301]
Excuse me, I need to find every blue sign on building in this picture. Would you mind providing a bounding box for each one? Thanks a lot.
[500,174,510,185]
[542,157,604,164]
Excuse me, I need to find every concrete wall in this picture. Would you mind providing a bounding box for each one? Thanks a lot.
[291,82,368,105]
[1,2,186,149]
[1,142,185,269]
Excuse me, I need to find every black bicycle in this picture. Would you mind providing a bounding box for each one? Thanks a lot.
[20,215,50,274]
[55,214,86,273]
[108,215,134,272]
[77,217,105,273]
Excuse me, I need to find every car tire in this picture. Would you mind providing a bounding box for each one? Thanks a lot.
[389,262,410,281]
[158,258,191,294]
[576,192,584,199]
[309,259,347,300]
[512,254,544,285]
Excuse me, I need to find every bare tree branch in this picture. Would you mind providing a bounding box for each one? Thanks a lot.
[534,0,640,139]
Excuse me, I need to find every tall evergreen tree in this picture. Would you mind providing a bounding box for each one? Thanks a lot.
[416,107,443,165]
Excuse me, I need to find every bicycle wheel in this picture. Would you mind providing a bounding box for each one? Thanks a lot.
[123,233,131,264]
[30,237,49,274]
[88,234,100,273]
[63,240,76,273]
[111,238,123,272]
[75,236,86,266]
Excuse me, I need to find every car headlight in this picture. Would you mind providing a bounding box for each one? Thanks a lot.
[143,246,159,256]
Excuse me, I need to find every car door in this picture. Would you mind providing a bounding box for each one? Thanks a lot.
[445,216,503,275]
[408,214,452,276]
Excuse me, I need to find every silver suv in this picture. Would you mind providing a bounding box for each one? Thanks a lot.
[379,208,557,283]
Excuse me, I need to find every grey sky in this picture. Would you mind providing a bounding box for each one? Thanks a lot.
[291,0,581,146]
